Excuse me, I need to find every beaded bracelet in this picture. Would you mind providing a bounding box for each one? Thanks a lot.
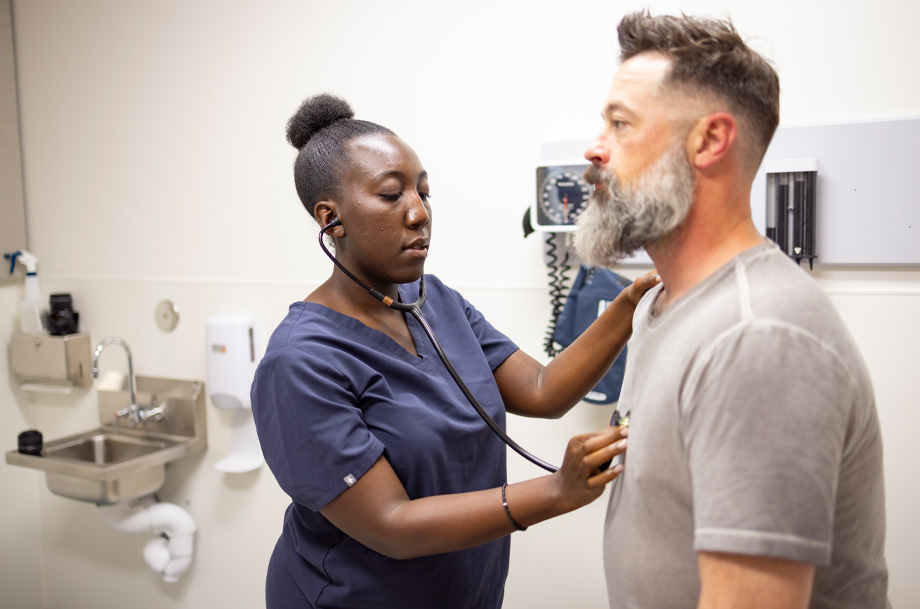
[501,482,527,532]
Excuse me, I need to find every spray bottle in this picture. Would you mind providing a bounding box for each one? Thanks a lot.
[6,250,48,333]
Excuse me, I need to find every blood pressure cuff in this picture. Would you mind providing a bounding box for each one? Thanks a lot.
[553,266,631,404]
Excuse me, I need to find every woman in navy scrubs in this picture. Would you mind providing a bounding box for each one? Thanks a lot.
[251,93,657,609]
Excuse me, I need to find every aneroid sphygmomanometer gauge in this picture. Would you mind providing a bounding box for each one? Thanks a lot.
[532,163,591,232]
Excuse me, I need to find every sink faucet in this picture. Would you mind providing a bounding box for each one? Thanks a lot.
[93,337,136,405]
[92,337,163,430]
[113,401,165,430]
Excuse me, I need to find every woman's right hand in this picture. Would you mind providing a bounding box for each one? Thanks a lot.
[626,270,661,305]
[551,425,628,512]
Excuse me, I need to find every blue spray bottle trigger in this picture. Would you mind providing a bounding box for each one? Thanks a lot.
[5,250,22,275]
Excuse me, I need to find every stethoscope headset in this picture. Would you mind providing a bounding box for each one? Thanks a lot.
[319,218,563,473]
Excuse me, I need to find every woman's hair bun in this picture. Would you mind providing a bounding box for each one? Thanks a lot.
[286,93,355,150]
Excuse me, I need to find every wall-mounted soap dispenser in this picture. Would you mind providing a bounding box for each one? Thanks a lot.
[206,314,263,473]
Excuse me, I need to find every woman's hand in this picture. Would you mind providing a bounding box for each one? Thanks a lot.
[626,270,661,305]
[497,271,659,420]
[550,425,629,512]
[318,425,629,559]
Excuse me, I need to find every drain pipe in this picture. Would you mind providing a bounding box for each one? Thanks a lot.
[97,498,197,583]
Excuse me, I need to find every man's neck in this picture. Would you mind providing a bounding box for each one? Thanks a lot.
[646,201,765,312]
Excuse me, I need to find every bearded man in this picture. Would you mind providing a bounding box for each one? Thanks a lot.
[575,11,890,609]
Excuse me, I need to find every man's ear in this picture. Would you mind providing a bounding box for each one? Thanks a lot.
[315,202,345,237]
[687,112,737,170]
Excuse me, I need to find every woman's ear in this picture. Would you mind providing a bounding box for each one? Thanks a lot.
[687,112,737,171]
[315,202,345,237]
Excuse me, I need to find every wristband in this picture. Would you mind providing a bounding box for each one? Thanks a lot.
[501,482,527,532]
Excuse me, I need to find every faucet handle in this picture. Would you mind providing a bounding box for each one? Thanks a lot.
[137,406,165,425]
[113,406,135,433]
[113,398,165,432]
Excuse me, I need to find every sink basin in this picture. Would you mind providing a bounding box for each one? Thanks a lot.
[46,433,167,464]
[6,375,207,504]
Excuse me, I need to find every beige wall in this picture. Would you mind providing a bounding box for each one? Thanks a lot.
[1,1,918,607]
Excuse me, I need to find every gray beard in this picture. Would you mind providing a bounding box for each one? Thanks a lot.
[573,144,695,267]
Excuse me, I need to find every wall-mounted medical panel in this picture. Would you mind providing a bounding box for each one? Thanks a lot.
[540,117,920,267]
[751,117,920,266]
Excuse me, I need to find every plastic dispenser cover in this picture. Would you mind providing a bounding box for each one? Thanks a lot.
[206,315,263,473]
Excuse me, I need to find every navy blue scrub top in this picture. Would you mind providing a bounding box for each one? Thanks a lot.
[252,275,519,608]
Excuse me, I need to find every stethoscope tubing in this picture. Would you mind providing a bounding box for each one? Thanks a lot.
[319,219,559,473]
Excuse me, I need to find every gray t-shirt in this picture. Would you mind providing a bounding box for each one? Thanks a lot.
[604,241,889,609]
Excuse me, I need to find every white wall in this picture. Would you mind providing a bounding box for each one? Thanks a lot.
[1,0,917,607]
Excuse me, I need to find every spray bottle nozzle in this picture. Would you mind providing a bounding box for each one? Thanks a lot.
[5,249,38,275]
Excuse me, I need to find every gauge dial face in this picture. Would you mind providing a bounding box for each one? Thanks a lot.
[535,164,590,228]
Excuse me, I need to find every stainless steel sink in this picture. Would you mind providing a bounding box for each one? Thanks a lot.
[46,433,168,464]
[6,375,207,504]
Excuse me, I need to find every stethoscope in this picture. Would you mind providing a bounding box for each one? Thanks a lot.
[319,219,560,473]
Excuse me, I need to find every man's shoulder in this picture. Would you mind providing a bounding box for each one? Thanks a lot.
[727,244,871,388]
[740,245,840,325]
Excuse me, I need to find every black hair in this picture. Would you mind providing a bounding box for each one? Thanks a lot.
[286,93,395,217]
